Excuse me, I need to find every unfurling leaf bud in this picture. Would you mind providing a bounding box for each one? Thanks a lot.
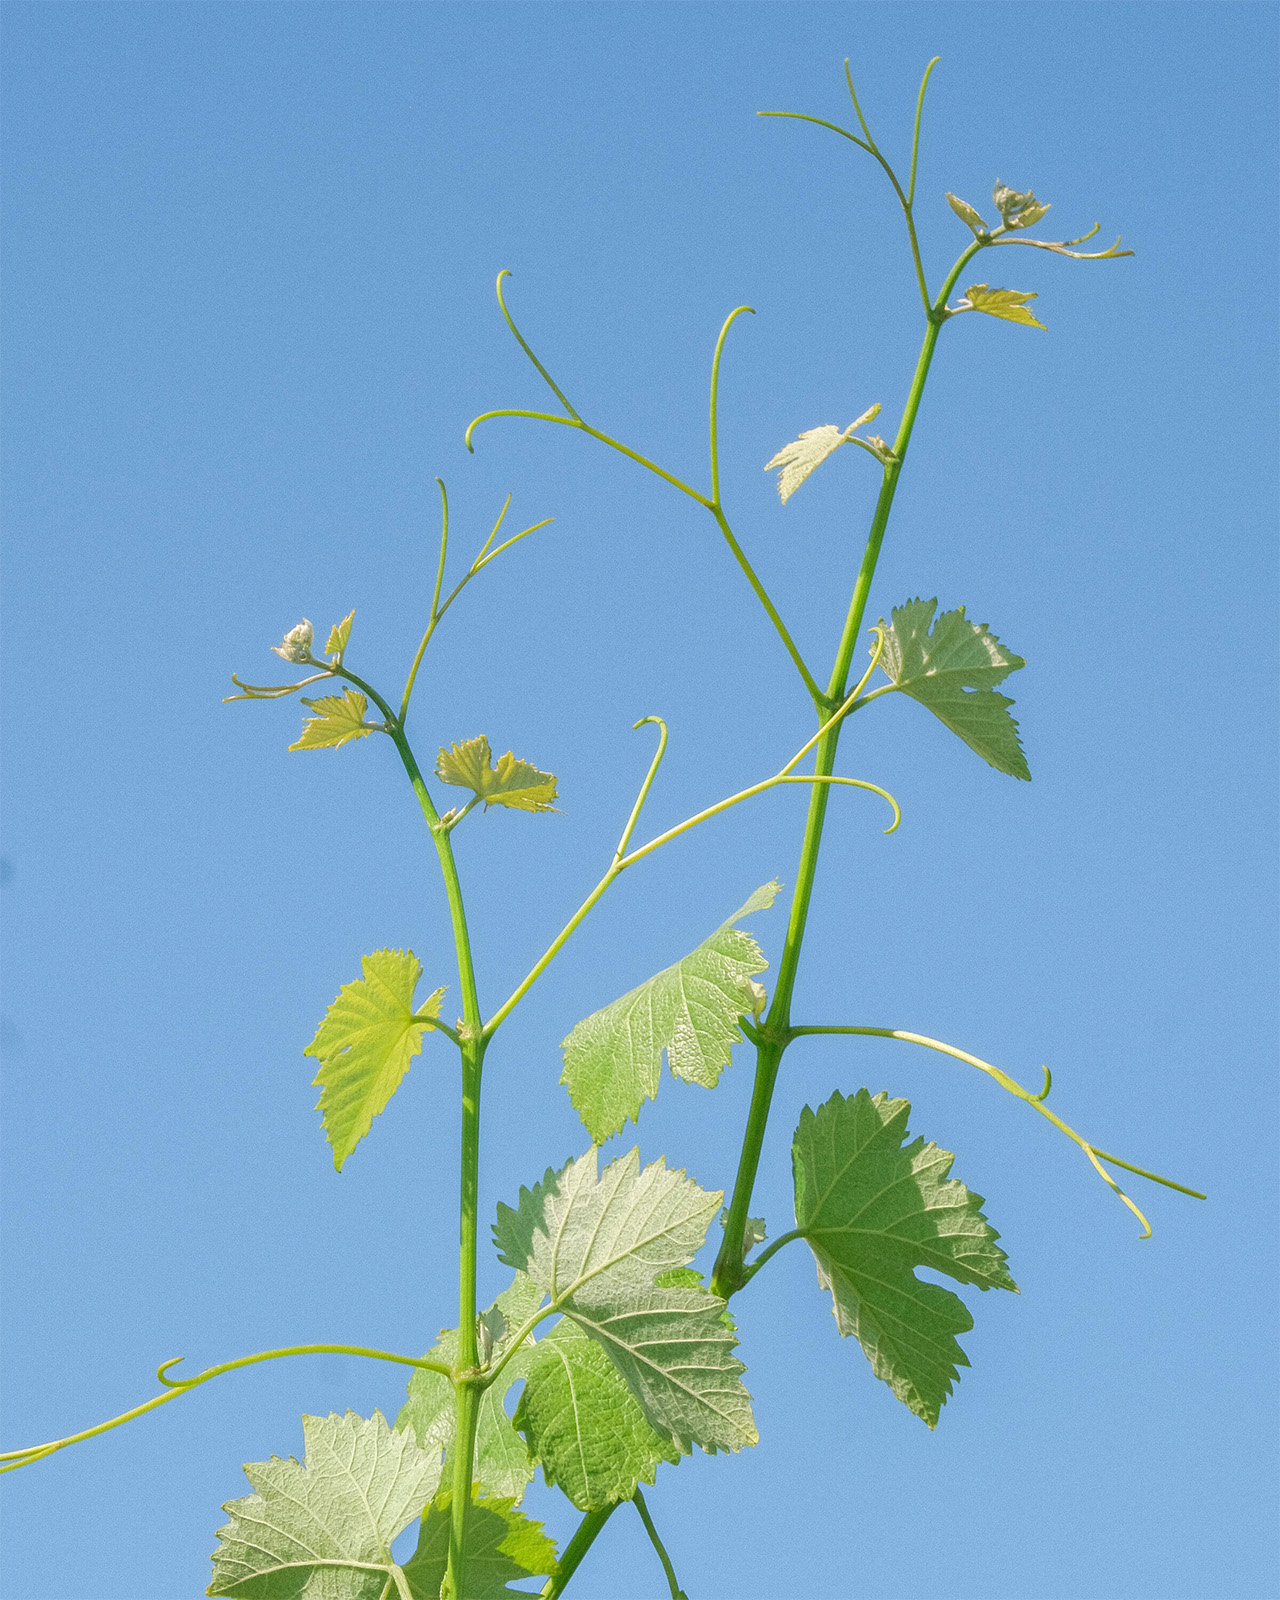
[743,978,767,1019]
[992,181,1050,229]
[272,619,314,664]
[946,193,989,235]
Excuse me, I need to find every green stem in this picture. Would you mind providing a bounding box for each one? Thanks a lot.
[540,1504,619,1599]
[632,1490,688,1600]
[709,243,983,1300]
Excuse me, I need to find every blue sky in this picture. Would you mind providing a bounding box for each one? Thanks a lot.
[2,4,1276,1598]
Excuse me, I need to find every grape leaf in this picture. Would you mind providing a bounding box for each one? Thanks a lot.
[494,1147,756,1455]
[514,1317,679,1510]
[396,1273,544,1503]
[876,597,1029,780]
[991,182,1049,229]
[436,736,557,812]
[403,1492,556,1600]
[764,405,881,502]
[304,950,445,1171]
[958,283,1047,329]
[325,611,355,661]
[792,1089,1017,1428]
[946,192,988,234]
[289,689,378,752]
[560,881,781,1141]
[207,1410,441,1599]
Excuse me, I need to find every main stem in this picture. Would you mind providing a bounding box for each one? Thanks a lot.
[711,245,979,1297]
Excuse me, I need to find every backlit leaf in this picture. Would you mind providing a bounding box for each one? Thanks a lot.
[494,1147,756,1455]
[959,284,1047,329]
[289,689,377,752]
[792,1089,1016,1428]
[514,1317,679,1510]
[764,405,881,502]
[946,193,988,234]
[325,611,355,661]
[304,950,444,1170]
[396,1273,544,1504]
[207,1410,441,1599]
[877,597,1029,779]
[436,735,557,812]
[560,882,781,1141]
[403,1493,556,1600]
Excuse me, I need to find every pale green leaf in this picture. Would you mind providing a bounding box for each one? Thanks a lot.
[793,1089,1017,1428]
[494,1147,756,1455]
[959,283,1047,330]
[304,950,444,1171]
[436,735,558,813]
[764,405,880,502]
[560,882,782,1141]
[877,597,1029,779]
[514,1317,679,1510]
[207,1410,441,1599]
[325,611,354,661]
[403,1493,557,1600]
[396,1274,544,1504]
[290,690,377,752]
[992,182,1049,229]
[946,193,988,234]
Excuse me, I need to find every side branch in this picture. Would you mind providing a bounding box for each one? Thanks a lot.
[0,1345,453,1474]
[787,1025,1206,1236]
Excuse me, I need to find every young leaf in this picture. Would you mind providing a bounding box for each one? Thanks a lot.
[436,735,558,812]
[958,284,1047,330]
[403,1492,557,1600]
[289,689,377,752]
[514,1317,680,1510]
[396,1273,545,1503]
[494,1147,756,1455]
[325,610,355,661]
[792,1089,1017,1428]
[946,192,988,234]
[877,597,1029,779]
[764,404,881,502]
[560,881,781,1141]
[992,181,1049,229]
[207,1410,442,1599]
[304,950,445,1171]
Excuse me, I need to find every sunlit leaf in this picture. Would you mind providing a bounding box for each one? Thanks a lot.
[289,689,378,752]
[304,950,444,1170]
[561,882,781,1142]
[495,1147,756,1455]
[764,405,881,502]
[436,735,558,812]
[793,1089,1017,1427]
[514,1317,679,1510]
[877,598,1029,779]
[207,1410,441,1599]
[958,284,1046,330]
[325,611,355,661]
[403,1492,556,1600]
[946,193,988,234]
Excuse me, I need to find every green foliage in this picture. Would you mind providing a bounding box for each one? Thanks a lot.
[945,192,988,234]
[876,598,1029,779]
[304,950,445,1170]
[991,182,1050,229]
[325,611,355,662]
[764,406,881,501]
[397,1274,544,1503]
[560,882,781,1141]
[515,1317,680,1510]
[289,689,377,752]
[207,1410,441,1599]
[436,735,558,812]
[792,1090,1017,1427]
[494,1148,757,1454]
[403,1493,557,1599]
[959,283,1047,329]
